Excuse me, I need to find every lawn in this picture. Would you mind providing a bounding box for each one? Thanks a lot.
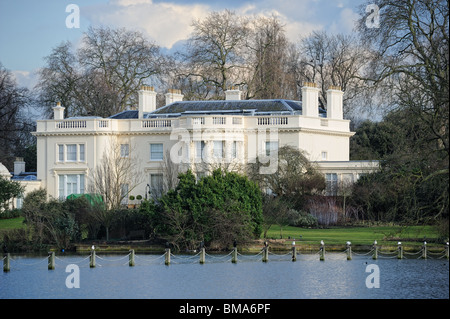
[0,217,25,230]
[0,217,441,247]
[263,224,440,246]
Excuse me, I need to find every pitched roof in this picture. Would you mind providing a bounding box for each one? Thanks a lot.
[150,99,302,116]
[109,110,139,119]
[108,99,327,119]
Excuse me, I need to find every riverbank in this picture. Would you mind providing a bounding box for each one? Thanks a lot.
[71,237,447,255]
[71,224,446,254]
[2,219,446,254]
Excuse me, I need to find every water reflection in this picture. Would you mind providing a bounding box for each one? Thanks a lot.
[1,253,448,299]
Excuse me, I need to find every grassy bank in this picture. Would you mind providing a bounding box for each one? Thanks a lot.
[0,217,24,230]
[1,217,444,253]
[263,224,440,246]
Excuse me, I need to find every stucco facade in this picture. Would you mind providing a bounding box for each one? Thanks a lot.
[32,83,379,201]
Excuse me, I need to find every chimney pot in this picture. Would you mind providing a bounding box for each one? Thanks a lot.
[225,87,241,101]
[139,86,157,118]
[165,89,184,105]
[53,102,65,120]
[327,87,344,120]
[14,157,25,176]
[301,82,319,117]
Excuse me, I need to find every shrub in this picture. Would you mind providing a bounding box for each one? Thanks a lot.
[156,169,263,250]
[0,208,21,219]
[306,196,340,226]
[293,211,318,228]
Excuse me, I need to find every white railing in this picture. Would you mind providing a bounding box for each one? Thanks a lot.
[192,117,205,125]
[55,120,87,129]
[232,117,242,125]
[98,120,109,128]
[142,119,172,128]
[257,117,288,125]
[212,117,226,125]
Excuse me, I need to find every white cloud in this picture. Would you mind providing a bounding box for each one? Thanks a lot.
[82,0,210,49]
[11,70,39,90]
[112,0,153,6]
[329,7,360,34]
[235,0,323,42]
[81,0,355,49]
[285,20,323,41]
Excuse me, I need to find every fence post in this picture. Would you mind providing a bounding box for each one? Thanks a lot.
[48,252,55,270]
[90,249,96,268]
[397,242,403,259]
[346,242,352,260]
[3,253,10,272]
[446,242,449,260]
[232,247,237,264]
[129,249,135,267]
[262,242,269,262]
[200,248,206,264]
[292,246,297,262]
[372,241,378,260]
[165,248,171,266]
[422,242,427,259]
[320,240,325,261]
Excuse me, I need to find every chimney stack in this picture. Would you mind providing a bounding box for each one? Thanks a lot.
[301,82,320,117]
[53,102,65,120]
[139,86,157,119]
[225,86,241,101]
[14,157,25,176]
[165,89,184,105]
[326,86,344,120]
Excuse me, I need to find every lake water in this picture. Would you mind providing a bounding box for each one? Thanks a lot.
[1,251,448,300]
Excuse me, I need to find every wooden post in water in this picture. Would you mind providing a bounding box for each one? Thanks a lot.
[292,246,297,262]
[48,252,55,270]
[346,242,352,260]
[165,248,171,266]
[397,242,403,259]
[262,242,269,262]
[422,242,427,259]
[3,253,10,272]
[90,248,96,268]
[320,240,325,261]
[446,242,449,260]
[372,241,378,260]
[291,239,297,262]
[200,248,206,264]
[232,247,237,263]
[129,249,135,267]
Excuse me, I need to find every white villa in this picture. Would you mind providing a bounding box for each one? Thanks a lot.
[28,82,378,203]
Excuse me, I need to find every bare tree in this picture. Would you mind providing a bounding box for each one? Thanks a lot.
[0,63,33,168]
[89,138,143,211]
[78,26,166,112]
[36,27,167,118]
[296,31,371,116]
[306,196,340,226]
[356,0,449,219]
[35,42,80,118]
[244,15,297,100]
[357,0,449,156]
[178,10,250,99]
[248,145,325,210]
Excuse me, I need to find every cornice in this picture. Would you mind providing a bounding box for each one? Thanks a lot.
[32,127,354,138]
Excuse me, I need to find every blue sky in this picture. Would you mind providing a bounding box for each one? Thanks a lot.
[0,0,366,89]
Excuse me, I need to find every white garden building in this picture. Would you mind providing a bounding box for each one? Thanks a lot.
[31,83,379,203]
